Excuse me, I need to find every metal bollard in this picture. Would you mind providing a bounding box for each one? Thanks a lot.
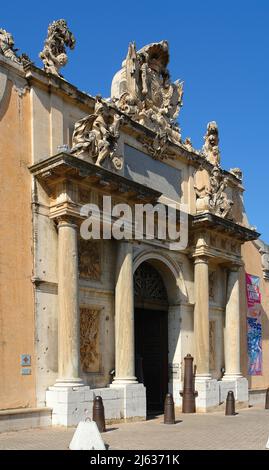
[180,354,198,413]
[164,393,175,424]
[225,390,236,416]
[265,388,269,410]
[92,395,106,432]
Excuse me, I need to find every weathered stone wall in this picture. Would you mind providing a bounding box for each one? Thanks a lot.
[0,60,35,409]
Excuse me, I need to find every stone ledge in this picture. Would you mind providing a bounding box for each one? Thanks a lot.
[0,407,52,417]
[0,408,52,433]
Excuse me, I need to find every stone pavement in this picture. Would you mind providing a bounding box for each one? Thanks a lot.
[0,406,268,450]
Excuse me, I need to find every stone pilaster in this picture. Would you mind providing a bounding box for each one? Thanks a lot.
[193,255,219,411]
[110,242,146,420]
[113,242,137,384]
[220,264,248,403]
[55,217,83,386]
[223,265,242,380]
[194,256,211,379]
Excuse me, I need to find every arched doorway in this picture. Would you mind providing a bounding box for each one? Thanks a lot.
[134,262,169,413]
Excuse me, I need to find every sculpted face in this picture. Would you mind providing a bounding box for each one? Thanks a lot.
[57,53,67,66]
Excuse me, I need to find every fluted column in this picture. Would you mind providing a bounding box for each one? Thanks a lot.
[194,256,211,379]
[113,242,137,384]
[55,217,83,386]
[223,265,242,380]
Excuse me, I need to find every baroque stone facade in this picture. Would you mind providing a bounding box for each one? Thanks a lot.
[0,24,268,431]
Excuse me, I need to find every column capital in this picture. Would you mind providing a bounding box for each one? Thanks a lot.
[193,255,209,266]
[56,216,79,229]
[228,263,242,273]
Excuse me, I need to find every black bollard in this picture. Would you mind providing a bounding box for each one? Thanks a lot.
[225,390,236,416]
[164,393,175,424]
[180,354,198,413]
[92,396,106,432]
[265,388,269,410]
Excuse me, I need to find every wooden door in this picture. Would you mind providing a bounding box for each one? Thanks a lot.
[135,308,168,412]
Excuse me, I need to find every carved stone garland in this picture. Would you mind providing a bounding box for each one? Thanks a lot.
[80,308,100,373]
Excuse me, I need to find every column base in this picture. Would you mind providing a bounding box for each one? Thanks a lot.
[46,385,91,426]
[194,378,219,411]
[111,376,138,385]
[46,383,146,426]
[220,376,248,403]
[110,383,146,420]
[54,378,85,387]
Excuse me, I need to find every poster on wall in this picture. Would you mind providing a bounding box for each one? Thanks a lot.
[246,273,262,376]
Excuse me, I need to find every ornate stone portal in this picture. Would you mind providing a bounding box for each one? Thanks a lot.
[12,32,259,425]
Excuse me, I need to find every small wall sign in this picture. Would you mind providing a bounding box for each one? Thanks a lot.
[20,354,31,366]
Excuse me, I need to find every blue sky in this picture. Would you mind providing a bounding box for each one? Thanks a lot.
[2,0,269,239]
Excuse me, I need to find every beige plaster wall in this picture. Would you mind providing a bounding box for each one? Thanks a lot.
[241,241,269,390]
[0,77,35,409]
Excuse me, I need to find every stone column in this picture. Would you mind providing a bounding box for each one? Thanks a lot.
[223,265,242,380]
[55,218,83,386]
[194,256,211,379]
[113,242,137,384]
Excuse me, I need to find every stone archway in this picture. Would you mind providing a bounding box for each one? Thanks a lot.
[133,251,187,412]
[134,262,169,412]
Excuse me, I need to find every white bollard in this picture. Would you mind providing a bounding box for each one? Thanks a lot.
[266,437,269,449]
[69,420,106,450]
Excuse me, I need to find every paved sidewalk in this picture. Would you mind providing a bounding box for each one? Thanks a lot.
[0,406,268,450]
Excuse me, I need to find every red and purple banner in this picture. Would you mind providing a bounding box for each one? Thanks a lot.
[246,273,262,376]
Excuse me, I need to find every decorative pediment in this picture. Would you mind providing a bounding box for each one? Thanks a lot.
[111,40,183,146]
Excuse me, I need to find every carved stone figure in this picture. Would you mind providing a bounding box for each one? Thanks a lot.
[184,137,193,151]
[0,29,21,64]
[39,19,75,77]
[202,121,221,166]
[208,166,233,218]
[71,96,124,170]
[194,166,233,219]
[111,41,183,149]
[230,168,243,180]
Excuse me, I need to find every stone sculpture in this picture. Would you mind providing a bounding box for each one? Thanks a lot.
[39,19,75,77]
[194,166,233,219]
[111,41,184,151]
[184,137,193,152]
[71,96,124,170]
[202,121,221,166]
[0,29,21,64]
[230,167,243,180]
[209,166,233,218]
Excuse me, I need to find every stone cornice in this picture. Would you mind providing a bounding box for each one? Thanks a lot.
[191,212,260,242]
[29,151,162,209]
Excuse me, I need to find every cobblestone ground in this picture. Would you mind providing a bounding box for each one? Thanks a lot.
[0,407,268,450]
